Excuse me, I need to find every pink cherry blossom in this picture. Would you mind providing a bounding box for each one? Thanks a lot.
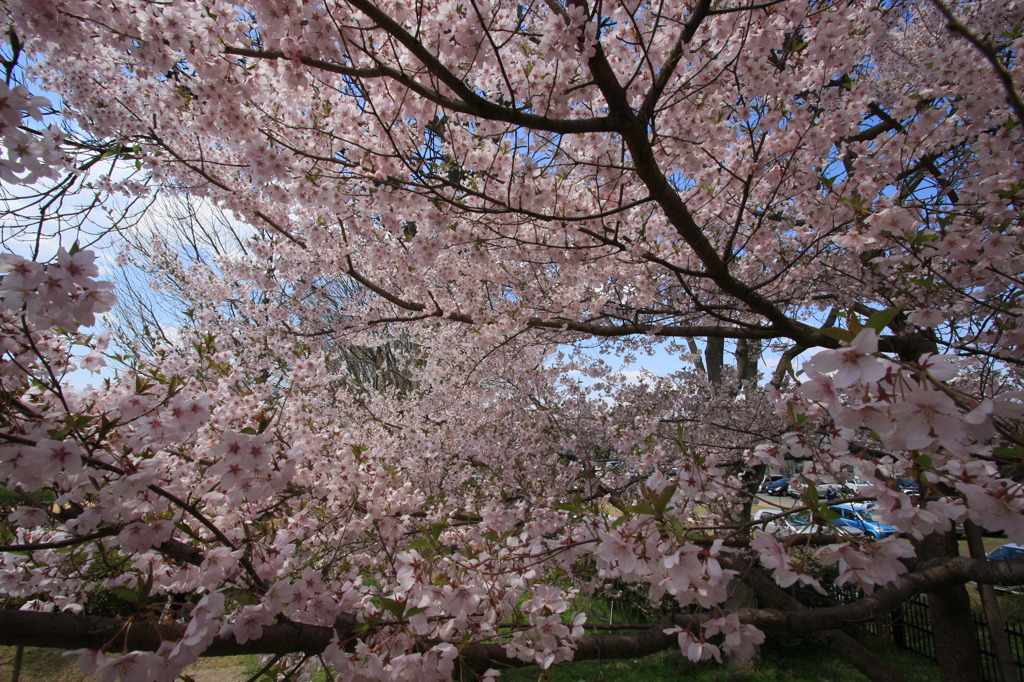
[820,538,916,593]
[804,330,889,388]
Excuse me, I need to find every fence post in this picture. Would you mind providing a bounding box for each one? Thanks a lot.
[965,521,1020,682]
[891,607,906,650]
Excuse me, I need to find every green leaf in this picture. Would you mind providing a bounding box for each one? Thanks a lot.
[799,479,819,510]
[379,597,405,618]
[110,586,139,604]
[666,516,687,537]
[865,306,902,333]
[255,414,273,433]
[819,327,855,343]
[817,506,840,521]
[993,446,1023,460]
[916,453,933,469]
[652,484,677,515]
[555,493,583,514]
[622,501,656,516]
[847,311,863,336]
[909,232,939,245]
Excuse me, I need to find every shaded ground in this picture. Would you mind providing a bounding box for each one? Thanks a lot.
[0,641,938,682]
[0,646,253,681]
[503,633,942,681]
[182,656,252,681]
[0,647,91,682]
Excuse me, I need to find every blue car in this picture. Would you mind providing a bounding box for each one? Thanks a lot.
[765,478,791,496]
[896,478,921,495]
[987,543,1024,594]
[831,503,898,539]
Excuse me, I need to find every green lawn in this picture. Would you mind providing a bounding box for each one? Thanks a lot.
[0,646,255,681]
[0,646,92,682]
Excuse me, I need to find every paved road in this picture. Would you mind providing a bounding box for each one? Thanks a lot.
[752,493,799,511]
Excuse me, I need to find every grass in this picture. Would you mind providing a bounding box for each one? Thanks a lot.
[0,646,256,682]
[0,646,92,682]
[969,590,1024,624]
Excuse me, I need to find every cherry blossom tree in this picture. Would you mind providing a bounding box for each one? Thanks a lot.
[1,0,1023,680]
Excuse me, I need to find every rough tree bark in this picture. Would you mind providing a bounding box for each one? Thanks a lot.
[915,530,984,682]
[704,336,725,385]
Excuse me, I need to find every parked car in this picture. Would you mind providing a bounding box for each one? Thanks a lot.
[753,509,814,536]
[837,477,873,497]
[595,459,626,474]
[896,478,922,496]
[788,478,831,499]
[789,477,872,499]
[753,509,864,537]
[831,503,898,539]
[758,474,787,493]
[765,478,791,496]
[753,508,783,530]
[986,543,1024,595]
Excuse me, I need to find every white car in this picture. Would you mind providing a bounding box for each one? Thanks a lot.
[753,509,816,536]
[836,477,873,497]
[789,477,872,499]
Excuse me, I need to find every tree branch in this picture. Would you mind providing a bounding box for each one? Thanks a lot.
[222,43,617,135]
[0,556,1018,666]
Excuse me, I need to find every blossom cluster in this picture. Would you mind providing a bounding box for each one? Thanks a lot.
[0,82,64,185]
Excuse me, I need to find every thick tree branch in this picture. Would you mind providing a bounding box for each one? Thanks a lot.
[0,610,356,657]
[582,35,837,351]
[1,556,1019,665]
[223,44,617,135]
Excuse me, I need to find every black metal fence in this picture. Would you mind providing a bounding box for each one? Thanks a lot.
[865,594,1024,682]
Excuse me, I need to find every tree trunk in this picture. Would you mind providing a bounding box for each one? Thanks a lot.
[705,336,724,384]
[736,338,760,382]
[744,567,905,682]
[915,530,984,682]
